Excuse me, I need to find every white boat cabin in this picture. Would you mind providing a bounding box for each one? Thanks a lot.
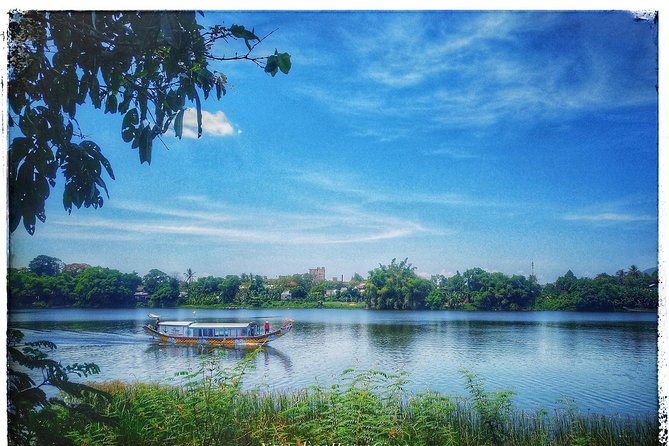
[157,321,259,338]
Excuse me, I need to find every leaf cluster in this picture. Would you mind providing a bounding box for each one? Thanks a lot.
[8,11,290,234]
[461,369,515,445]
[7,329,108,445]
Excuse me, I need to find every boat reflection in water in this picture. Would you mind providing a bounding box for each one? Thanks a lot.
[143,341,294,376]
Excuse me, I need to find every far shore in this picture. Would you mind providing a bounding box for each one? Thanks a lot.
[8,302,659,313]
[177,300,368,310]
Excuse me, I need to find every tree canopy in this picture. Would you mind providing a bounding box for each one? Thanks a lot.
[8,255,658,312]
[7,329,106,445]
[28,254,64,276]
[73,266,142,307]
[365,258,433,310]
[8,11,291,234]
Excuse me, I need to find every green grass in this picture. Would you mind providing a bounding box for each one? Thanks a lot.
[24,357,660,446]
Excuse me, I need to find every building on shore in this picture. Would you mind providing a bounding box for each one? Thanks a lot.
[309,267,326,282]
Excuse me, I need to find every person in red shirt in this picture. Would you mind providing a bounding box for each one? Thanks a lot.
[264,320,270,334]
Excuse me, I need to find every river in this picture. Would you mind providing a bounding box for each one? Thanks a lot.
[8,308,658,418]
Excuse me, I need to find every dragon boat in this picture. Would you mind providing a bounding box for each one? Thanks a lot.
[143,314,294,348]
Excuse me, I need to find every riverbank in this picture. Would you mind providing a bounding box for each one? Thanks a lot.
[178,300,367,310]
[33,367,660,446]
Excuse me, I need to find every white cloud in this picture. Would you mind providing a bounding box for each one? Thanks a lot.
[295,171,508,208]
[423,147,486,160]
[299,12,656,135]
[181,109,235,139]
[50,199,433,246]
[110,201,237,224]
[342,12,519,89]
[562,212,656,223]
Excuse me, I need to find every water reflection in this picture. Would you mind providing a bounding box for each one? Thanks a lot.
[7,308,658,417]
[142,343,293,373]
[366,323,419,351]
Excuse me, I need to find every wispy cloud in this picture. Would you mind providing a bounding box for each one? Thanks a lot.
[562,212,656,224]
[297,11,656,138]
[50,199,434,246]
[344,12,519,89]
[294,85,385,116]
[182,109,235,139]
[423,146,487,160]
[110,201,237,223]
[295,171,507,208]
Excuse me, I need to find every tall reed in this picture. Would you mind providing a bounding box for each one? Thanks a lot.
[40,356,658,446]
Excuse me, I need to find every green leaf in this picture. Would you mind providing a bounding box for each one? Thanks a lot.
[277,52,292,74]
[160,13,180,49]
[122,127,135,143]
[166,89,182,111]
[65,121,73,141]
[74,72,88,104]
[174,109,185,139]
[121,108,139,142]
[194,93,203,138]
[98,155,115,180]
[138,126,152,164]
[229,25,259,42]
[95,176,109,197]
[104,94,118,114]
[122,108,139,127]
[118,88,133,113]
[215,77,226,100]
[265,56,279,77]
[63,188,73,213]
[197,68,215,84]
[80,140,102,153]
[9,138,31,168]
[23,211,36,235]
[89,76,101,108]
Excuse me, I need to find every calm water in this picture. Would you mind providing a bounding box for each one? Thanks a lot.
[8,308,658,417]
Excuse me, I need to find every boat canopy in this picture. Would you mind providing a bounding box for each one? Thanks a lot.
[158,321,256,329]
[190,322,255,329]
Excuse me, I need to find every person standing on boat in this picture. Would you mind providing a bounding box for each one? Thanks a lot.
[264,320,270,334]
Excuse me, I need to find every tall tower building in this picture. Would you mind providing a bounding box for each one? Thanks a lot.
[309,267,326,282]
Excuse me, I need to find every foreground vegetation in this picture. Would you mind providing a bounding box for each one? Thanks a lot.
[8,334,660,446]
[8,255,658,312]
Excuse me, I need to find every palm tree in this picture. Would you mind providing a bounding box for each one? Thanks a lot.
[628,265,641,277]
[184,268,196,291]
[615,269,626,284]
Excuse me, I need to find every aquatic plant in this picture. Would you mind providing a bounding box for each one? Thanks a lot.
[24,355,659,446]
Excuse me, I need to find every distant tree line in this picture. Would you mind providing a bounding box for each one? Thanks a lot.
[7,255,658,312]
[8,255,175,308]
[534,267,658,311]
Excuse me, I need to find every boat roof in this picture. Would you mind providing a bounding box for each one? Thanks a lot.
[158,321,193,326]
[158,321,254,328]
[190,322,253,329]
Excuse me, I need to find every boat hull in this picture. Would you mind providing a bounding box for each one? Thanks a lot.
[143,320,293,348]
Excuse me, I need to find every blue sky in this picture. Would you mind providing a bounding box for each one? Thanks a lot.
[8,10,659,283]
